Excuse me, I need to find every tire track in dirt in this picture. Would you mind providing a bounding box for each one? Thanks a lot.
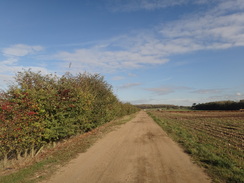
[44,111,211,183]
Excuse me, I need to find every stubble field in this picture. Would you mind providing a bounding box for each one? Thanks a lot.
[148,110,244,183]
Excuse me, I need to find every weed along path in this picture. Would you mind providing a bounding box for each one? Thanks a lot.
[45,111,211,183]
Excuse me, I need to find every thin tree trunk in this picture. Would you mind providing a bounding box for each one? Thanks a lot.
[31,145,36,158]
[52,141,56,148]
[3,153,8,168]
[24,149,28,158]
[35,146,44,157]
[16,149,22,160]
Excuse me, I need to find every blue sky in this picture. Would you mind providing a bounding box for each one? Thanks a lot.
[0,0,244,106]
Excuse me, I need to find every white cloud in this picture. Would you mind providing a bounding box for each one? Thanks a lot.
[0,74,15,89]
[0,64,50,89]
[2,44,43,57]
[236,92,242,96]
[53,44,169,73]
[159,1,244,51]
[0,62,50,77]
[0,44,47,89]
[53,1,244,73]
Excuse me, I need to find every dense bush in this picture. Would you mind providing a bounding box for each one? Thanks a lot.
[0,70,139,167]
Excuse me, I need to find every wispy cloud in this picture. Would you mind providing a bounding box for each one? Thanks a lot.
[192,89,224,94]
[146,87,174,95]
[107,0,184,11]
[112,76,125,80]
[119,82,141,89]
[107,0,212,12]
[112,73,137,81]
[2,44,43,57]
[129,98,156,104]
[146,85,192,95]
[128,73,137,77]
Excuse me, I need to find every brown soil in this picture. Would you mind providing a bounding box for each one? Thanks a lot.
[44,111,211,183]
[167,110,244,118]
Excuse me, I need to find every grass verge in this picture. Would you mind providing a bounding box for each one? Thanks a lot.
[0,113,136,183]
[148,111,243,183]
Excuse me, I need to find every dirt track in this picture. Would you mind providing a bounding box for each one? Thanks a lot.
[45,111,211,183]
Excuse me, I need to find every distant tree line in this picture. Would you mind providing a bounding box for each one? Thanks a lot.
[0,70,139,167]
[136,104,189,110]
[192,100,244,110]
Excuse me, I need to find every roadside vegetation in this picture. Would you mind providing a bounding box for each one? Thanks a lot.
[0,113,137,183]
[0,70,139,171]
[149,110,244,183]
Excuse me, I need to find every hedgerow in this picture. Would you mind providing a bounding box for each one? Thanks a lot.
[0,70,139,167]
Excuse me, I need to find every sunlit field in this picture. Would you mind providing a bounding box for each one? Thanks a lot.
[149,110,244,183]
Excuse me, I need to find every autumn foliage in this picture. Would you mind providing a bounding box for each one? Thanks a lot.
[0,71,139,167]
